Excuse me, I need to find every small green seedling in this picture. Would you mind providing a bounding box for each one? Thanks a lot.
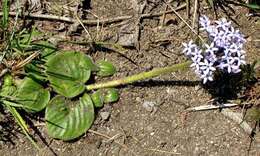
[1,48,121,140]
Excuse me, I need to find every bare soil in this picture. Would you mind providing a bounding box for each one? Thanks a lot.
[0,0,260,156]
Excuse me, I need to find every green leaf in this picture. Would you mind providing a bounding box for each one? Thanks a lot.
[96,60,116,77]
[3,74,13,86]
[25,63,47,82]
[90,88,119,107]
[90,90,104,108]
[1,0,9,29]
[104,88,119,103]
[33,41,57,61]
[46,51,97,98]
[0,74,16,96]
[5,105,40,150]
[246,4,260,10]
[15,77,50,112]
[46,94,95,141]
[19,28,42,45]
[24,41,57,82]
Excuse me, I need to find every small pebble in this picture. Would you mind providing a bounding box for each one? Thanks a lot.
[142,101,156,112]
[100,112,110,121]
[136,97,142,102]
[194,85,200,91]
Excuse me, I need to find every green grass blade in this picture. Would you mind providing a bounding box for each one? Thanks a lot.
[5,104,40,150]
[2,0,10,29]
[246,4,260,10]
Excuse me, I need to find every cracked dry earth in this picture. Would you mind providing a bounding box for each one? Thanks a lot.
[0,0,260,156]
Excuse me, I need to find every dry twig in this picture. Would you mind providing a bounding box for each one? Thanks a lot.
[163,0,205,43]
[186,0,190,17]
[191,0,198,29]
[134,0,147,50]
[0,4,186,26]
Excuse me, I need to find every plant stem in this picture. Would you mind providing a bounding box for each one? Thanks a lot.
[86,61,191,90]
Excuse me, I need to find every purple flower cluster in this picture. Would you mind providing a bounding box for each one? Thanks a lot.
[182,16,246,84]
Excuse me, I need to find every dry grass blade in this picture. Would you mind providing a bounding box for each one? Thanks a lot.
[163,0,205,43]
[186,103,251,111]
[0,69,9,78]
[12,51,40,71]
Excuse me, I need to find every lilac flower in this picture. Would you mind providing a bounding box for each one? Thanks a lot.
[199,15,211,31]
[221,57,234,73]
[182,15,247,84]
[199,59,216,75]
[190,62,200,74]
[215,18,231,31]
[205,43,218,53]
[234,55,246,66]
[228,43,241,53]
[229,29,246,46]
[200,71,214,84]
[213,30,229,47]
[191,49,203,62]
[204,43,218,62]
[182,40,197,56]
[206,25,218,36]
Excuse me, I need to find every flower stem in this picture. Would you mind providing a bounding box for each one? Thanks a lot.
[86,61,191,90]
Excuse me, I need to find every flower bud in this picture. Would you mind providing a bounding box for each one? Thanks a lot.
[96,60,116,77]
[104,88,119,103]
[90,90,104,108]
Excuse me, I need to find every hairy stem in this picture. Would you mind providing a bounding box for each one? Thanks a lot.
[86,61,191,90]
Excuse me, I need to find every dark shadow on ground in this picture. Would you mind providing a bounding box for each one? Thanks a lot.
[23,112,58,156]
[0,121,17,146]
[0,105,18,146]
[203,64,258,101]
[127,80,201,88]
[82,0,92,10]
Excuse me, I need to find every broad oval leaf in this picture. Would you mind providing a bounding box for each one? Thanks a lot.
[15,77,50,112]
[46,51,97,98]
[46,94,95,140]
[33,41,57,61]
